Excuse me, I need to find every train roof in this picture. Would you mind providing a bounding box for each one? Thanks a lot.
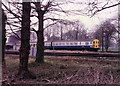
[45,39,95,42]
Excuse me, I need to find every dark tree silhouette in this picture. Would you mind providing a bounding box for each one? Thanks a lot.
[2,9,7,67]
[33,2,45,63]
[33,1,64,63]
[94,21,116,52]
[17,2,36,79]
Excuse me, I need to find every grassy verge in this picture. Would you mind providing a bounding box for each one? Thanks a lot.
[3,55,120,84]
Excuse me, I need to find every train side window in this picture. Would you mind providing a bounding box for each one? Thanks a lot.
[85,42,89,45]
[70,42,72,45]
[66,42,69,45]
[74,42,78,45]
[55,43,58,46]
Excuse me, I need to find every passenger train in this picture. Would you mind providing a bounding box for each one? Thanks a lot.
[44,39,100,51]
[6,39,100,52]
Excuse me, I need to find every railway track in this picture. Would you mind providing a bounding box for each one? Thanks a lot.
[5,50,120,57]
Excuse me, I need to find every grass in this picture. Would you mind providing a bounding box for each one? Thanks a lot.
[3,54,120,84]
[99,47,119,51]
[5,55,120,69]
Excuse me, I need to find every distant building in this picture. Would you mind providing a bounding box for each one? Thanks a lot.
[6,31,37,51]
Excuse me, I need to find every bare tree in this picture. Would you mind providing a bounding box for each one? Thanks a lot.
[32,1,76,63]
[89,0,120,52]
[2,1,22,47]
[17,2,36,79]
[62,20,87,40]
[87,0,120,16]
[94,20,116,52]
[44,20,74,41]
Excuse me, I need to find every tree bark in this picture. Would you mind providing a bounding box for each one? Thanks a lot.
[35,11,44,63]
[17,2,36,79]
[2,9,7,67]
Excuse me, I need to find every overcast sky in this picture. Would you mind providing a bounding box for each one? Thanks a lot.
[3,0,119,32]
[55,0,119,31]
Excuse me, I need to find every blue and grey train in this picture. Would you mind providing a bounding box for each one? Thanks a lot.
[6,39,100,52]
[44,39,100,51]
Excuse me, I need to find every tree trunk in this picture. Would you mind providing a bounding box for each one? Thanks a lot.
[35,11,44,63]
[105,36,109,52]
[101,28,104,52]
[2,9,7,67]
[17,2,36,79]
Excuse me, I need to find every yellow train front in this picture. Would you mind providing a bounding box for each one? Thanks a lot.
[44,39,100,51]
[91,39,100,51]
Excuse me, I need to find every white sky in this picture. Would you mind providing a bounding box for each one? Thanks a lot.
[3,0,119,32]
[54,0,119,31]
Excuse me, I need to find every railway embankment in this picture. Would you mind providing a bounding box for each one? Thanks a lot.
[45,50,120,57]
[5,50,120,57]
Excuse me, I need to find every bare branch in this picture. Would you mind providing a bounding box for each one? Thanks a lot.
[2,2,22,22]
[92,2,120,16]
[31,28,38,33]
[7,22,21,28]
[7,22,21,40]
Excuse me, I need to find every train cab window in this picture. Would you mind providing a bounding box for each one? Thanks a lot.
[97,41,99,44]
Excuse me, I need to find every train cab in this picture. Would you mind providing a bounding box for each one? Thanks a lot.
[92,39,100,51]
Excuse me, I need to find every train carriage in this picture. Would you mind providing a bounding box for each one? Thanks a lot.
[6,39,100,52]
[44,39,100,51]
